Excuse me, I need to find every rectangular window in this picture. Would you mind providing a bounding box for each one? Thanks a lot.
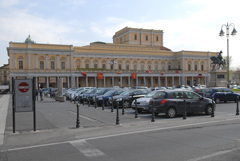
[134,64,137,70]
[148,79,151,85]
[178,65,181,69]
[188,65,191,71]
[76,63,80,68]
[134,79,136,84]
[162,79,164,85]
[168,65,171,70]
[40,61,44,69]
[195,65,197,71]
[201,65,204,71]
[118,64,122,69]
[110,64,113,69]
[102,64,106,69]
[51,61,55,69]
[4,70,7,74]
[4,76,7,83]
[126,79,128,84]
[94,64,97,68]
[141,64,144,70]
[146,35,148,41]
[134,35,137,40]
[148,65,151,70]
[162,64,165,70]
[61,62,65,69]
[155,79,158,84]
[19,61,23,69]
[126,64,129,70]
[141,79,144,84]
[85,64,89,68]
[156,36,159,41]
[155,65,158,70]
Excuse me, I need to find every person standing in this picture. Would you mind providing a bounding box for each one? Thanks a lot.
[39,88,43,101]
[35,88,38,101]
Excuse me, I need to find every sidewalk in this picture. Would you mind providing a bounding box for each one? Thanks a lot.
[0,95,10,145]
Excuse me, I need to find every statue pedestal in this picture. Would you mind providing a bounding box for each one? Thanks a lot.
[208,70,227,87]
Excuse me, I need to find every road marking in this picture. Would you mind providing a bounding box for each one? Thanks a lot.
[70,140,114,160]
[0,95,10,145]
[187,147,240,161]
[1,117,240,152]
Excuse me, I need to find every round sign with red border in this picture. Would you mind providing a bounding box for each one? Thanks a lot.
[198,74,202,79]
[18,82,29,93]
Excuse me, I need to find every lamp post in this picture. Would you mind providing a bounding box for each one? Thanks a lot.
[219,23,237,88]
[109,59,117,87]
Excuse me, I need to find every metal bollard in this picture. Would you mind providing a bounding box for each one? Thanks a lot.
[111,97,114,112]
[122,99,125,115]
[151,99,155,122]
[183,99,186,120]
[70,94,72,103]
[116,102,120,125]
[74,94,76,104]
[135,99,138,118]
[102,96,105,110]
[95,96,97,109]
[236,96,239,115]
[88,96,90,107]
[211,98,215,117]
[78,94,80,104]
[76,104,80,128]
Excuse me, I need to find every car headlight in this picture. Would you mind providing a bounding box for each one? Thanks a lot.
[116,98,122,101]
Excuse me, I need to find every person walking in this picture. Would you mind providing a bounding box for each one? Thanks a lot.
[39,88,43,101]
[35,88,38,101]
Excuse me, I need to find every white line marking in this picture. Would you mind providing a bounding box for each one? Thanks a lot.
[1,117,240,152]
[0,95,10,145]
[187,147,240,161]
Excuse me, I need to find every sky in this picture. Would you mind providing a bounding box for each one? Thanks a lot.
[0,0,239,69]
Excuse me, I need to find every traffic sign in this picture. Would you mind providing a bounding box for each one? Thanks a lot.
[18,82,29,93]
[198,74,202,79]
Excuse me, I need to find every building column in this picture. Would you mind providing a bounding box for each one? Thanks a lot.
[77,76,79,88]
[144,77,146,86]
[158,76,161,87]
[120,76,122,87]
[179,76,181,86]
[165,76,167,87]
[172,76,174,86]
[151,76,153,87]
[90,58,93,68]
[191,77,194,86]
[128,76,130,87]
[67,77,70,88]
[71,76,75,88]
[95,77,97,87]
[86,76,88,87]
[104,77,106,87]
[36,76,38,89]
[46,76,49,88]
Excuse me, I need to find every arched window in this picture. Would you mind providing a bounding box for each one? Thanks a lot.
[50,57,56,69]
[102,60,106,69]
[93,60,98,68]
[154,63,158,70]
[162,64,165,70]
[60,57,66,69]
[118,61,122,70]
[76,59,81,69]
[39,56,45,69]
[85,60,90,68]
[18,56,24,69]
[126,61,130,70]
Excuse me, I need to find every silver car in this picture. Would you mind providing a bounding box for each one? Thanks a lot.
[131,91,163,113]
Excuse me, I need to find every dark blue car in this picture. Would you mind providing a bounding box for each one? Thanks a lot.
[212,88,240,104]
[96,89,125,106]
[204,87,225,99]
[88,88,115,104]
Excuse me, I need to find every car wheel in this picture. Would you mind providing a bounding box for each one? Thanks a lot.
[166,107,176,118]
[215,98,220,104]
[105,99,110,106]
[123,101,130,108]
[205,104,213,115]
[137,109,143,113]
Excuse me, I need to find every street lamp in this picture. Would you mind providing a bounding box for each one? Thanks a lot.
[219,23,237,88]
[109,59,117,87]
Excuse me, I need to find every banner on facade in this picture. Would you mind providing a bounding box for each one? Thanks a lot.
[117,72,122,74]
[81,72,87,77]
[161,72,165,75]
[147,70,152,73]
[98,73,103,79]
[132,73,137,79]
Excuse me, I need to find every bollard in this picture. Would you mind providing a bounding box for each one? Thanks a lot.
[78,94,80,104]
[74,94,76,104]
[211,98,215,117]
[70,94,72,103]
[183,99,186,120]
[76,104,80,128]
[111,96,114,112]
[116,102,120,125]
[151,99,155,122]
[135,99,138,118]
[95,96,97,109]
[102,96,105,110]
[122,99,125,115]
[88,96,90,107]
[236,96,239,115]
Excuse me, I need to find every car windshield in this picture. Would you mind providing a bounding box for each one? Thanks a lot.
[95,89,106,94]
[120,90,134,96]
[104,90,116,96]
[85,89,94,94]
[144,91,159,98]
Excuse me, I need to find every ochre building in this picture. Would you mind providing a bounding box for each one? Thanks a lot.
[7,27,217,91]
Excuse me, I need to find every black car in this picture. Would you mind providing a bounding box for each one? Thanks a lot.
[212,88,240,104]
[111,89,149,108]
[148,90,215,118]
[96,89,125,106]
[79,88,98,103]
[88,88,114,104]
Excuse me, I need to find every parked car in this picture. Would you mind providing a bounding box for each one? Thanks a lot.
[131,90,163,113]
[131,86,148,89]
[151,87,167,91]
[79,88,98,103]
[74,89,90,101]
[148,90,215,118]
[110,89,150,108]
[212,88,240,104]
[88,88,114,104]
[195,88,209,96]
[96,89,125,106]
[204,87,227,99]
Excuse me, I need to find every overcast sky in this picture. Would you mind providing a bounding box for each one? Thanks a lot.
[0,0,239,69]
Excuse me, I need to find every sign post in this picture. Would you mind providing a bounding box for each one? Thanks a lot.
[12,78,36,133]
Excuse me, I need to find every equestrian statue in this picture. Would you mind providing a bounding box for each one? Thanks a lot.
[210,50,226,70]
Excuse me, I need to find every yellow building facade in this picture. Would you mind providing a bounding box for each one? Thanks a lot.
[7,27,217,91]
[0,64,10,85]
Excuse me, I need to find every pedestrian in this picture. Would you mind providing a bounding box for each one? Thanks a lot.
[35,88,38,101]
[39,88,43,101]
